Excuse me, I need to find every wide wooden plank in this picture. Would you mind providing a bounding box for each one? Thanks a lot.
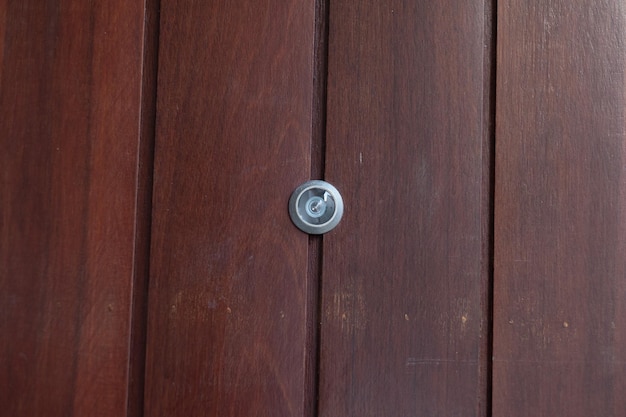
[493,1,626,416]
[0,1,149,416]
[319,1,491,415]
[143,1,315,416]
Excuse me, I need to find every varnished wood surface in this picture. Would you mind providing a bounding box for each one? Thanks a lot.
[493,1,626,416]
[0,1,149,416]
[143,1,315,416]
[319,1,491,415]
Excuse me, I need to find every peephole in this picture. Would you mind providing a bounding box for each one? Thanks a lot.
[289,180,344,234]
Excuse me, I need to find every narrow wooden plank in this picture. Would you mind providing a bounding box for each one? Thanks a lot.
[0,1,149,416]
[493,1,626,416]
[319,1,490,415]
[144,1,315,416]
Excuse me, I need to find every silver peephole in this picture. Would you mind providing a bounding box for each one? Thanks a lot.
[289,180,344,234]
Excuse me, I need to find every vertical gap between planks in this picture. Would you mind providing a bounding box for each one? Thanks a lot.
[306,236,323,417]
[306,0,330,416]
[127,0,161,415]
[483,0,498,415]
[310,0,329,179]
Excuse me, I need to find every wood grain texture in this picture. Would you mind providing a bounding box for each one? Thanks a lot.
[493,1,626,416]
[143,1,315,416]
[0,1,148,416]
[319,1,491,416]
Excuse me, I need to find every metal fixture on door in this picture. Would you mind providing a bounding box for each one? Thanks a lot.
[289,180,344,234]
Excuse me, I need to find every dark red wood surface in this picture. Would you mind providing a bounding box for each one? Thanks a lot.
[0,1,150,416]
[143,1,315,416]
[493,1,626,416]
[318,1,492,415]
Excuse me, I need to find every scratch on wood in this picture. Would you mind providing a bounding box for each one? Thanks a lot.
[405,358,478,368]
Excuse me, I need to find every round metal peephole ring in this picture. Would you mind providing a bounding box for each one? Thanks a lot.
[289,180,344,235]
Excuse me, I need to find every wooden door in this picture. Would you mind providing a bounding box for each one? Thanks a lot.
[2,0,626,416]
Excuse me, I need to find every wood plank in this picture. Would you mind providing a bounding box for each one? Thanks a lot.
[143,1,315,416]
[319,1,491,415]
[0,1,149,416]
[493,1,626,416]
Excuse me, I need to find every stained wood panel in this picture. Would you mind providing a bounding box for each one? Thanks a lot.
[143,1,315,416]
[319,1,491,415]
[0,1,150,416]
[493,1,626,416]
